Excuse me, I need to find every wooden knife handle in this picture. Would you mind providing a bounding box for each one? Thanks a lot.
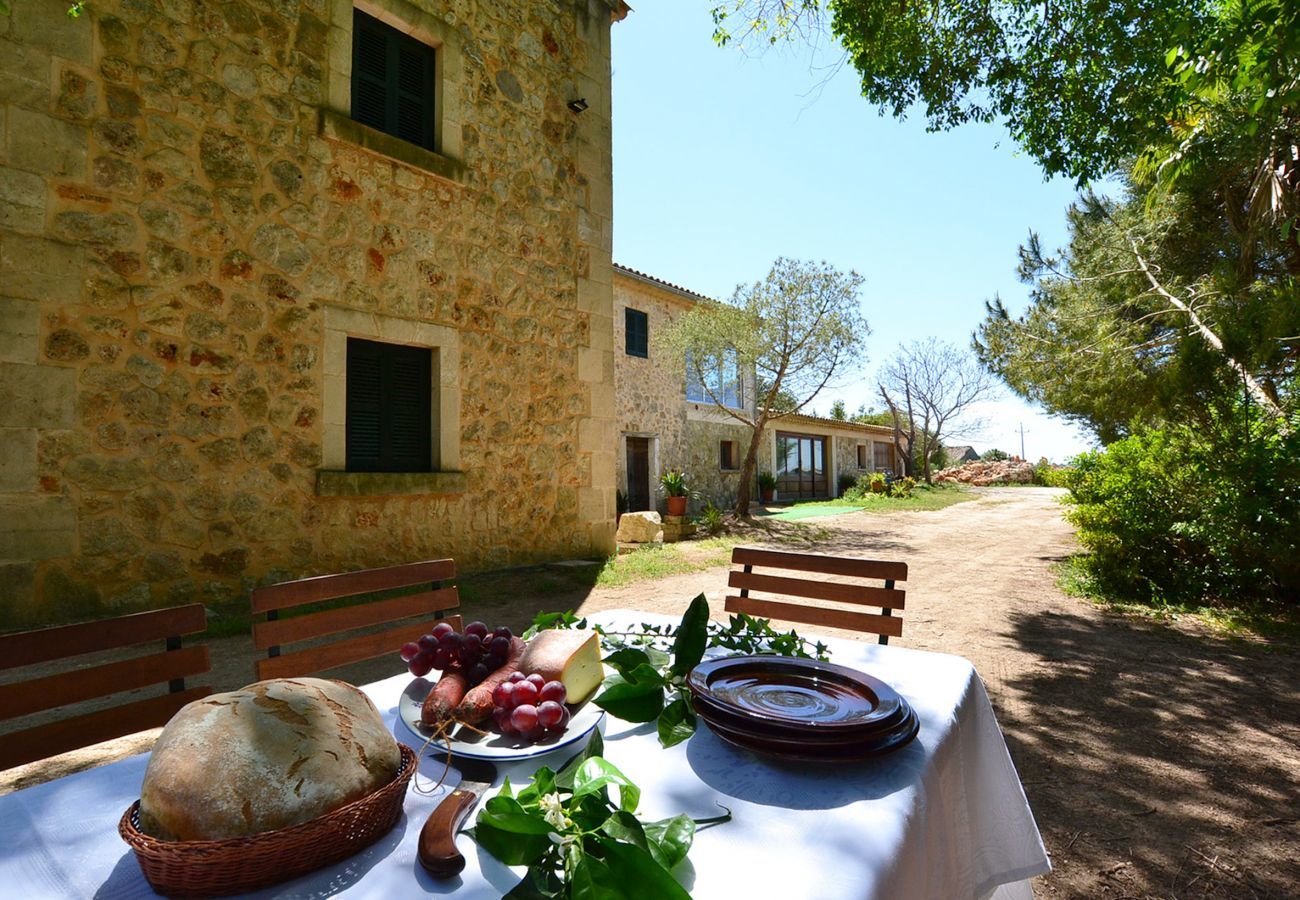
[418,787,478,878]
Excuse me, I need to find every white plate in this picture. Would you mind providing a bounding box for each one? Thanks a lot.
[399,677,605,761]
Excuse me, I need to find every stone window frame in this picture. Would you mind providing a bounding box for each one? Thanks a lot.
[719,439,740,472]
[319,306,464,497]
[322,0,466,182]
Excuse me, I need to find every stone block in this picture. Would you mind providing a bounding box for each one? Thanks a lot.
[661,516,697,543]
[614,510,662,544]
[0,39,52,110]
[0,296,39,363]
[0,165,45,233]
[0,234,84,303]
[0,495,76,560]
[0,362,76,427]
[10,1,92,63]
[6,107,87,178]
[0,427,37,491]
[0,562,36,627]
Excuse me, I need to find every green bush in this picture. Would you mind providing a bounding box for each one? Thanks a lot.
[1033,458,1072,487]
[889,476,916,498]
[1064,410,1300,606]
[837,473,857,496]
[697,502,725,535]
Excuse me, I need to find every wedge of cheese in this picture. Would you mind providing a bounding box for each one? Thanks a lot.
[518,629,604,704]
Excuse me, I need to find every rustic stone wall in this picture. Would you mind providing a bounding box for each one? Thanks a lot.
[0,0,620,628]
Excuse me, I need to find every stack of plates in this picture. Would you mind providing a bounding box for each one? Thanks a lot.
[687,655,919,762]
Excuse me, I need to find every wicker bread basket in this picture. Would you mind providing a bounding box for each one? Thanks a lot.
[119,743,416,897]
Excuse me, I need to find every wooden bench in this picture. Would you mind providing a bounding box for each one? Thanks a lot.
[0,604,211,771]
[250,559,463,680]
[724,547,907,644]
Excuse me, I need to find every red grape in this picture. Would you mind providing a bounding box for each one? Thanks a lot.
[521,725,546,742]
[399,642,420,662]
[467,662,489,684]
[488,635,511,658]
[461,632,482,653]
[431,648,452,670]
[536,700,564,729]
[526,673,546,690]
[510,704,539,732]
[495,707,517,735]
[539,681,567,704]
[508,671,527,684]
[512,681,539,706]
[431,622,455,640]
[492,682,515,708]
[484,652,506,671]
[465,621,489,639]
[417,634,438,652]
[408,651,434,678]
[438,632,460,652]
[492,626,512,640]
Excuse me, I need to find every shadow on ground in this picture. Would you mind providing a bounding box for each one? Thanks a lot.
[998,609,1300,899]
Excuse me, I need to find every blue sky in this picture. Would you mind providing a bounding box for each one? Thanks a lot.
[609,1,1098,462]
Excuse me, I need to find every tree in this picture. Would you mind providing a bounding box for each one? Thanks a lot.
[710,0,1208,184]
[829,399,847,420]
[975,186,1300,442]
[981,449,1010,462]
[878,339,995,484]
[660,257,869,516]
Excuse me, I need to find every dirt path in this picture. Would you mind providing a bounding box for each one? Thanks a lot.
[5,488,1297,898]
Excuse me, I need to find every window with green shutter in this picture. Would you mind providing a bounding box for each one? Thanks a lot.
[351,9,437,151]
[625,308,648,358]
[346,337,432,472]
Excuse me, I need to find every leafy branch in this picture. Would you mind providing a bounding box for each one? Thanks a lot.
[526,596,830,747]
[469,730,729,898]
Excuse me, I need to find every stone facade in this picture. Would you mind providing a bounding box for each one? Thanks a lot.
[612,266,754,515]
[0,0,624,628]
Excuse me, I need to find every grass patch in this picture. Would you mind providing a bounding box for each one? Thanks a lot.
[775,484,976,516]
[1056,555,1300,645]
[595,538,737,588]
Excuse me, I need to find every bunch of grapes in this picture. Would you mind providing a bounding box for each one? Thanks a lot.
[399,621,513,687]
[490,673,569,743]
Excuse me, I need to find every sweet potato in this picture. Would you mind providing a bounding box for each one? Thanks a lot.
[453,636,526,725]
[421,668,469,728]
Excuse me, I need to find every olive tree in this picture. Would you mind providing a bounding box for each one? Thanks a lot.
[659,257,869,516]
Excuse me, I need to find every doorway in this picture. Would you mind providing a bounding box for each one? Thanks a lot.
[774,432,829,499]
[626,436,652,512]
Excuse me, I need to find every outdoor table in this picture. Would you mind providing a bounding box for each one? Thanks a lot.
[0,609,1049,899]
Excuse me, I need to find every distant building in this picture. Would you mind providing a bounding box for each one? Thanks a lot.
[945,445,981,464]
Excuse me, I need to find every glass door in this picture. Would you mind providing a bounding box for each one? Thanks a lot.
[774,432,829,499]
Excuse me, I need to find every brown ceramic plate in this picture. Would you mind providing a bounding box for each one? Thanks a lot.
[701,707,920,762]
[687,655,906,734]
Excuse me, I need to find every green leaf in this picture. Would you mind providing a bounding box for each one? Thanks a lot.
[473,795,555,865]
[573,757,641,813]
[556,729,604,790]
[602,647,653,675]
[592,836,692,899]
[505,864,565,899]
[517,766,557,807]
[669,594,710,676]
[656,695,697,748]
[593,666,665,723]
[600,810,652,853]
[571,853,622,900]
[642,814,696,870]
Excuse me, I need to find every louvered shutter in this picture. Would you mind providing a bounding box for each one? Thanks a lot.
[350,10,436,151]
[625,308,648,358]
[346,338,432,472]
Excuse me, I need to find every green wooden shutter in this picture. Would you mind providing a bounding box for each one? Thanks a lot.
[346,338,432,472]
[350,10,436,151]
[625,308,648,357]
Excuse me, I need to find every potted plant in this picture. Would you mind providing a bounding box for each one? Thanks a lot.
[659,470,696,517]
[757,471,777,504]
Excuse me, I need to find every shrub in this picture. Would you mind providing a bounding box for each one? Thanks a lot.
[837,473,857,496]
[889,476,916,498]
[982,448,1010,461]
[697,502,725,535]
[1033,458,1072,487]
[1064,409,1300,607]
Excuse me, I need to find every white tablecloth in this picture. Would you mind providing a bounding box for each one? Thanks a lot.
[0,609,1049,899]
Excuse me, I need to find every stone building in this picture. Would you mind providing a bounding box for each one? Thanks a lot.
[612,265,901,511]
[0,0,627,628]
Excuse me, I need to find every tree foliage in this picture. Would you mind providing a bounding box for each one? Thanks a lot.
[658,257,869,515]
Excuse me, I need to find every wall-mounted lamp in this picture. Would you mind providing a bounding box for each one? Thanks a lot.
[567,98,589,114]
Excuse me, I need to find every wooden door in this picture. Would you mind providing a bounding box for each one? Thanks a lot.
[626,437,651,511]
[775,432,829,499]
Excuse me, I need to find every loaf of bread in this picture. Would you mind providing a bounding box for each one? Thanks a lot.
[518,629,604,703]
[138,677,400,841]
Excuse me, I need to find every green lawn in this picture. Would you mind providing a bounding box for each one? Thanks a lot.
[765,484,976,518]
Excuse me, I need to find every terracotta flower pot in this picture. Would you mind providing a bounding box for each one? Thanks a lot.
[666,496,688,517]
[759,488,774,504]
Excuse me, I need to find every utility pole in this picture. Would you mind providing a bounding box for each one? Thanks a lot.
[1018,422,1028,460]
